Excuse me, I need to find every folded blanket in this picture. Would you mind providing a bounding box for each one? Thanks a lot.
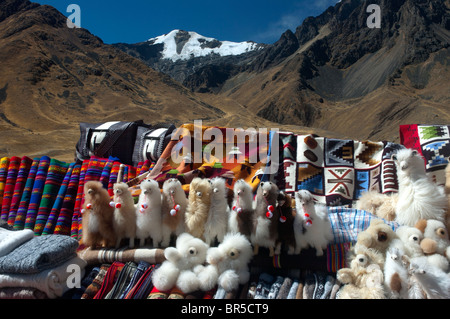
[0,156,21,222]
[0,287,48,299]
[0,234,79,274]
[54,164,81,236]
[13,158,40,230]
[78,246,165,266]
[0,256,86,298]
[6,156,33,226]
[34,159,69,235]
[0,227,34,257]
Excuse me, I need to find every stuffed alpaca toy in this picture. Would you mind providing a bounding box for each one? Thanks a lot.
[251,181,280,256]
[353,219,398,263]
[185,177,212,240]
[197,232,253,292]
[228,179,255,239]
[392,148,447,226]
[161,178,188,247]
[135,178,162,247]
[111,182,136,248]
[293,190,333,256]
[356,190,398,221]
[151,232,209,294]
[81,181,116,248]
[337,246,386,299]
[203,177,229,246]
[390,225,424,259]
[415,219,450,271]
[409,255,450,299]
[276,191,296,255]
[383,246,427,299]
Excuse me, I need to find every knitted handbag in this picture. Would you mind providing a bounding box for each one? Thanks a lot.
[131,123,176,167]
[75,120,144,165]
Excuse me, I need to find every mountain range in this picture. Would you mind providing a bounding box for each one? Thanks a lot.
[0,0,449,162]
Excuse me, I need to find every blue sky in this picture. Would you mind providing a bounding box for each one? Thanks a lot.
[35,0,338,44]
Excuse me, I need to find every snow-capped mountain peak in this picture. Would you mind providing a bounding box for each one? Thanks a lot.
[148,29,262,62]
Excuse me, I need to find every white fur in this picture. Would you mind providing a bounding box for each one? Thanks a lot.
[161,178,187,247]
[393,148,447,226]
[410,256,450,299]
[390,225,424,258]
[293,190,334,256]
[151,233,209,294]
[112,182,136,248]
[203,177,230,245]
[197,232,253,292]
[417,219,450,271]
[135,179,162,247]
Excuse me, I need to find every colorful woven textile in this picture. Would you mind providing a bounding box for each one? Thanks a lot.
[400,124,450,185]
[147,123,270,192]
[24,156,50,230]
[33,159,70,235]
[42,163,74,235]
[71,160,88,238]
[13,158,40,230]
[277,132,404,206]
[54,164,81,235]
[7,156,33,226]
[0,157,10,208]
[0,156,21,222]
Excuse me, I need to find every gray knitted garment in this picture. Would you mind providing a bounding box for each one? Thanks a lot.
[0,234,79,274]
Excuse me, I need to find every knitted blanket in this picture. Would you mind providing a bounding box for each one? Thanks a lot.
[0,227,34,257]
[0,234,79,274]
[0,256,86,298]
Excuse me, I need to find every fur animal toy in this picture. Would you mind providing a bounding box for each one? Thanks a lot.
[356,190,398,221]
[276,191,296,255]
[228,179,255,239]
[185,177,212,240]
[390,225,424,259]
[161,178,188,247]
[353,219,398,261]
[336,246,386,299]
[383,247,426,299]
[151,232,209,294]
[445,162,450,234]
[415,219,450,271]
[81,181,116,248]
[293,190,333,256]
[393,148,447,226]
[197,232,253,292]
[251,181,280,256]
[111,182,136,248]
[135,178,162,247]
[409,255,450,299]
[203,177,229,246]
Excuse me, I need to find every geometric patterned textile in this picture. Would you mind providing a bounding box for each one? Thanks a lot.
[400,124,450,185]
[276,133,404,207]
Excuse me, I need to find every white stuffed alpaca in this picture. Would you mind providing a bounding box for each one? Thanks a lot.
[151,232,209,294]
[160,178,188,247]
[135,178,162,247]
[393,148,447,226]
[409,256,450,299]
[197,232,253,292]
[293,189,334,256]
[415,219,450,271]
[203,177,230,246]
[111,182,136,248]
